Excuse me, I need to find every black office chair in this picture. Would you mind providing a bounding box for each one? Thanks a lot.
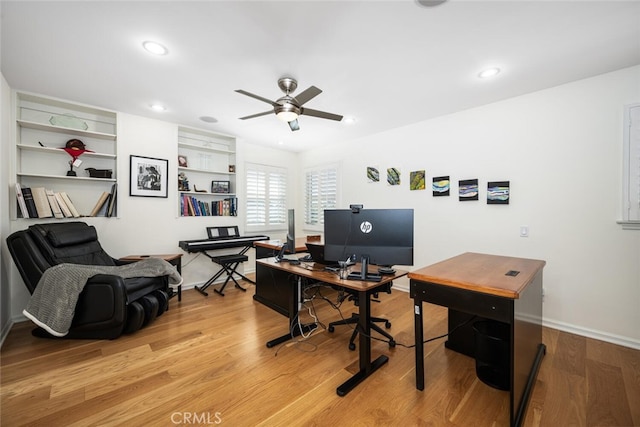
[328,282,395,350]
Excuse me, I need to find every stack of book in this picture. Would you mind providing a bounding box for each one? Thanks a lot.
[180,195,238,217]
[16,183,117,219]
[88,183,117,217]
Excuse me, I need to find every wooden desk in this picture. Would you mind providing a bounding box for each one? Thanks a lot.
[254,236,321,256]
[257,257,407,396]
[409,252,546,427]
[120,253,183,301]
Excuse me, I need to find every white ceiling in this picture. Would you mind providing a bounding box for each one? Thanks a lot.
[2,0,639,152]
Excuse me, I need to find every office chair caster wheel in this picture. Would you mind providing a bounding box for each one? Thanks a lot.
[349,343,356,351]
[389,339,396,348]
[328,325,335,333]
[385,321,391,328]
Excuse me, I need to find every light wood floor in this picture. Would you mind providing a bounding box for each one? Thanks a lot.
[2,278,639,426]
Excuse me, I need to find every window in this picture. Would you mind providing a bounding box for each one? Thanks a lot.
[245,163,287,231]
[304,163,339,231]
[620,103,640,229]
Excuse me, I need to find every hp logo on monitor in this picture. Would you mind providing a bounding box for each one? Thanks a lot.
[360,221,373,234]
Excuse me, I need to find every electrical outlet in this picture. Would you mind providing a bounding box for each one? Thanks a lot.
[520,226,529,237]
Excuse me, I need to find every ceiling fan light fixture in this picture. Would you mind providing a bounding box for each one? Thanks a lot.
[276,111,299,122]
[275,102,300,122]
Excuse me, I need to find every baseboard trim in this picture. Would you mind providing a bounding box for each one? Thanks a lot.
[0,319,12,349]
[392,283,640,350]
[542,318,640,350]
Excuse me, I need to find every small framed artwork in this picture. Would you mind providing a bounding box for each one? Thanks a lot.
[228,165,236,173]
[211,180,230,193]
[178,155,188,167]
[459,178,479,201]
[130,155,168,198]
[433,176,450,197]
[487,181,510,204]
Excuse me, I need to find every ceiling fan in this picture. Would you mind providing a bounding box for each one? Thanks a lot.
[235,77,343,131]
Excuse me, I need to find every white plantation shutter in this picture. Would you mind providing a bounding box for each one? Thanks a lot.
[246,163,287,230]
[621,103,640,229]
[305,164,339,230]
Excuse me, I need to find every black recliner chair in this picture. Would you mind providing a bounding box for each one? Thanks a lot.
[7,221,170,339]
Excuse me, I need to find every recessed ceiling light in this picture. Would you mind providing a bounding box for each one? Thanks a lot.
[142,41,168,56]
[150,103,166,112]
[478,67,501,79]
[200,116,218,123]
[343,116,357,124]
[415,0,447,7]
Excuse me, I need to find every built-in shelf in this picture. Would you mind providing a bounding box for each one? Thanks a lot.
[17,119,116,141]
[13,91,119,219]
[178,126,237,217]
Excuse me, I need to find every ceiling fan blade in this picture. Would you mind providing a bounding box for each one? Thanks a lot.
[300,107,343,121]
[294,86,322,106]
[239,110,273,120]
[235,89,277,106]
[288,119,300,131]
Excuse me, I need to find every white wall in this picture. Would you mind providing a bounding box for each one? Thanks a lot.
[1,73,13,344]
[298,65,640,349]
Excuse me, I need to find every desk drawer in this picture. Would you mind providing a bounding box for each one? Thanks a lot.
[411,280,512,323]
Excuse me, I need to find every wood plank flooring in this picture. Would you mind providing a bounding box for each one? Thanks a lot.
[2,279,639,426]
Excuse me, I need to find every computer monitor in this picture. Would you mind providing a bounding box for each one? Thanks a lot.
[324,207,414,280]
[286,208,295,254]
[276,208,296,262]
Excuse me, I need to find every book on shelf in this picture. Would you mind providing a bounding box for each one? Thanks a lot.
[31,187,53,218]
[60,192,80,218]
[54,192,73,217]
[21,187,39,218]
[106,183,117,217]
[90,191,110,217]
[15,183,29,218]
[45,189,64,219]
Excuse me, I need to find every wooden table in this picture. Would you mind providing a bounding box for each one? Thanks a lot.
[257,256,407,396]
[120,253,183,301]
[409,252,546,427]
[254,236,321,257]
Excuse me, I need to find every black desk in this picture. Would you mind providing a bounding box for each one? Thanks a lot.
[409,252,546,427]
[256,257,407,396]
[253,238,314,316]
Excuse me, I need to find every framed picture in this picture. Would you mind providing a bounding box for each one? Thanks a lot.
[178,155,188,167]
[130,155,168,198]
[211,180,230,194]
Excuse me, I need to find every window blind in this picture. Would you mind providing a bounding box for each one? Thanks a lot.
[304,164,338,229]
[246,163,287,230]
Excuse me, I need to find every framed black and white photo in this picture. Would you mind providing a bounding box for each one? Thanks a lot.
[211,180,230,194]
[130,155,168,198]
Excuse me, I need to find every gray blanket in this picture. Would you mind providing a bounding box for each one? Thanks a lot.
[23,258,183,337]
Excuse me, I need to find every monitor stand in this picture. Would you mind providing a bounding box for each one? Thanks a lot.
[347,255,382,282]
